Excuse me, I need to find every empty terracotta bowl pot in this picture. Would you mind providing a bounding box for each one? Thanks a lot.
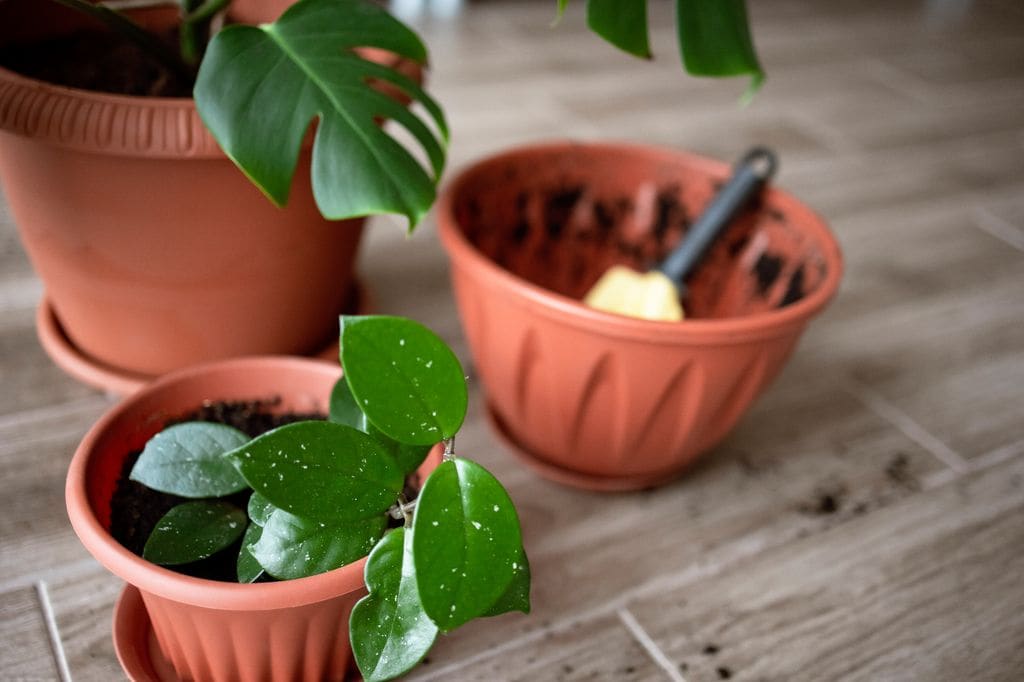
[436,141,843,491]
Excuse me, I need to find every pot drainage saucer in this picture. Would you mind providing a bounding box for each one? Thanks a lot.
[113,585,179,682]
[484,403,690,492]
[36,283,370,396]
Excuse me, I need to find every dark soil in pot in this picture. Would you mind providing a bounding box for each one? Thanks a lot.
[108,399,324,582]
[0,27,192,97]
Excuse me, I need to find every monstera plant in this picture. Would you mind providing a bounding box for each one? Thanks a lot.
[47,0,761,228]
[50,0,448,227]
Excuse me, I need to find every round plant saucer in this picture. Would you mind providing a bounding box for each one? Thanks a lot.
[35,283,369,396]
[484,403,687,492]
[112,585,179,682]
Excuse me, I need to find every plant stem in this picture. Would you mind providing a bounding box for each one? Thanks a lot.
[442,436,456,462]
[388,494,417,525]
[45,0,192,82]
[179,0,230,66]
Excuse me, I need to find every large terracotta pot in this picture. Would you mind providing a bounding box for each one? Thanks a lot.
[66,356,441,681]
[437,141,843,491]
[0,1,399,391]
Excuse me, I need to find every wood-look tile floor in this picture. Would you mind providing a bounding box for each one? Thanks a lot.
[2,0,1023,679]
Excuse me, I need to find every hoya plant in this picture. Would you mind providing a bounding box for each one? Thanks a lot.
[129,315,529,682]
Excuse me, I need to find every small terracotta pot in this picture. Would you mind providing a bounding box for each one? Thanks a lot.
[66,356,441,682]
[437,141,843,490]
[0,2,415,388]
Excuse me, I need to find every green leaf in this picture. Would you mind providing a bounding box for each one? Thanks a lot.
[227,421,404,523]
[194,0,449,227]
[340,316,467,446]
[250,506,387,580]
[676,0,764,91]
[331,377,431,475]
[351,528,438,682]
[248,492,274,527]
[237,522,265,583]
[143,501,247,566]
[483,548,531,617]
[587,0,650,58]
[411,459,524,631]
[130,422,250,498]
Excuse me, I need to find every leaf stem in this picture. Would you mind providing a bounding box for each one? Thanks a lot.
[388,494,417,525]
[443,436,456,462]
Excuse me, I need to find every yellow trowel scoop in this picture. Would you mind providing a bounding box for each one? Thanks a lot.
[584,147,778,321]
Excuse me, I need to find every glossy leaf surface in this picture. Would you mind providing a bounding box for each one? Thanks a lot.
[330,377,431,475]
[194,0,448,227]
[248,491,274,527]
[676,0,764,90]
[351,528,438,681]
[412,459,524,631]
[340,316,467,446]
[143,501,246,565]
[250,506,387,580]
[578,0,763,90]
[482,548,531,617]
[236,522,265,583]
[587,0,650,58]
[228,421,403,522]
[130,422,249,498]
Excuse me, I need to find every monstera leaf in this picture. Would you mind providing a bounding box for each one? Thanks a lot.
[565,0,764,91]
[195,0,448,227]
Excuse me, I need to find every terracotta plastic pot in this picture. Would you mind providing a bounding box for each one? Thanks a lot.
[66,356,441,682]
[0,2,415,390]
[437,141,843,491]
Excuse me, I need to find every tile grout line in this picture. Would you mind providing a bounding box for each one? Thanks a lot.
[35,581,73,682]
[842,379,970,474]
[970,207,1024,253]
[617,608,687,682]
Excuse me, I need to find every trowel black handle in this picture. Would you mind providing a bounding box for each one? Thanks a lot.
[657,147,778,286]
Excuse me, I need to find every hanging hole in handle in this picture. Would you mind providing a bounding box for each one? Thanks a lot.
[736,147,778,182]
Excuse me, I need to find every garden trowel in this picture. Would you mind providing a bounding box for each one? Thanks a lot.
[584,147,778,321]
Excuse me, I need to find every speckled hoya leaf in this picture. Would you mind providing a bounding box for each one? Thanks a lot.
[194,0,448,228]
[350,528,438,682]
[248,492,274,527]
[236,522,265,583]
[411,459,525,631]
[250,506,387,581]
[483,548,531,617]
[130,422,249,498]
[143,501,247,566]
[340,316,467,446]
[227,421,403,523]
[330,377,431,475]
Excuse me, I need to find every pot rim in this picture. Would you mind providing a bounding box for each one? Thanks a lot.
[436,140,844,345]
[66,355,373,611]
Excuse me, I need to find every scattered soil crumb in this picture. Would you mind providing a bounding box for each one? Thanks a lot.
[717,667,733,679]
[798,482,847,516]
[703,644,720,655]
[885,452,919,491]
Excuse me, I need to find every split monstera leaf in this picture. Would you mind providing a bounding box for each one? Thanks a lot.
[130,315,530,682]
